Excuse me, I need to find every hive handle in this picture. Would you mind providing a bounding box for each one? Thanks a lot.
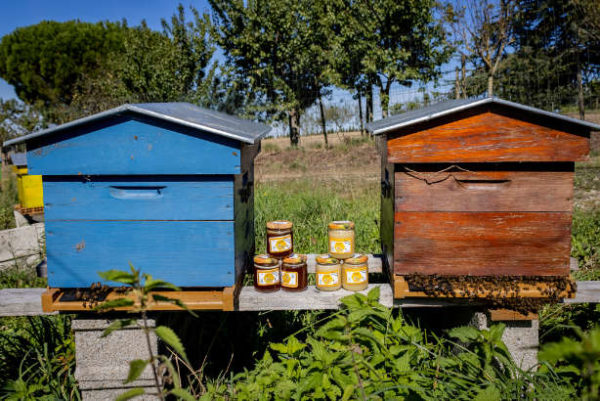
[455,179,511,190]
[109,185,166,199]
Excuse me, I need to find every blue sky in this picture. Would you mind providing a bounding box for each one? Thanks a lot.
[0,0,212,100]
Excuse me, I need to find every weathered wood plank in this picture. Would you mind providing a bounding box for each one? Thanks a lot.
[565,281,600,304]
[0,288,55,316]
[27,118,242,175]
[238,284,394,310]
[395,169,574,212]
[43,178,234,221]
[394,212,572,276]
[387,112,589,163]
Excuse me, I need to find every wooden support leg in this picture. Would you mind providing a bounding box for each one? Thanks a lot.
[73,318,159,400]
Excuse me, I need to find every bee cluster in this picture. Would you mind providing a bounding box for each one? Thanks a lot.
[404,273,576,314]
[71,283,128,309]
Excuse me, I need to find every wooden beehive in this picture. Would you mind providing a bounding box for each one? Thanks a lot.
[369,97,600,299]
[10,152,44,211]
[4,103,270,301]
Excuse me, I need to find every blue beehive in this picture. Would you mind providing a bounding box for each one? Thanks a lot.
[5,103,270,288]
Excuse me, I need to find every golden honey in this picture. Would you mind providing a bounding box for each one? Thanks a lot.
[266,220,293,258]
[315,254,341,291]
[281,254,307,292]
[253,254,280,292]
[328,221,355,259]
[342,254,368,291]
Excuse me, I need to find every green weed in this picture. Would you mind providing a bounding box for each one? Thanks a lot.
[0,173,18,230]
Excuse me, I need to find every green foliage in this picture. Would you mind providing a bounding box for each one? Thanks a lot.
[254,180,380,254]
[539,326,600,401]
[199,287,578,400]
[0,315,79,400]
[572,209,600,273]
[95,265,195,401]
[0,173,18,230]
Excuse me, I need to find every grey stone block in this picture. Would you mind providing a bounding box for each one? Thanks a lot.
[73,318,160,400]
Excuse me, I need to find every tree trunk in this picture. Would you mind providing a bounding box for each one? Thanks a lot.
[380,82,390,119]
[487,74,494,97]
[365,88,373,124]
[357,89,365,135]
[318,94,328,146]
[461,54,467,98]
[577,57,585,120]
[455,67,460,100]
[288,109,300,146]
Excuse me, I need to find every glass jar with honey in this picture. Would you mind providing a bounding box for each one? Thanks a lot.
[281,254,307,292]
[342,254,368,291]
[315,254,341,291]
[328,221,355,259]
[253,254,280,292]
[266,220,293,258]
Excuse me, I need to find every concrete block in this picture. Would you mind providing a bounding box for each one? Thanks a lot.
[73,318,159,400]
[0,223,45,269]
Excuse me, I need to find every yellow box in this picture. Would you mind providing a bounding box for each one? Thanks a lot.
[16,168,44,209]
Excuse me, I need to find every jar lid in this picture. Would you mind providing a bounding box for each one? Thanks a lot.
[315,254,339,265]
[267,220,293,229]
[344,254,368,264]
[282,253,306,265]
[254,254,279,267]
[328,220,355,230]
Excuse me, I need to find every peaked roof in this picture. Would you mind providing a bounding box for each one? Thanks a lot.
[9,152,27,166]
[4,102,272,146]
[366,97,600,135]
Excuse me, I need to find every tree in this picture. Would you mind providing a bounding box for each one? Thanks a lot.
[209,0,329,145]
[0,20,127,120]
[347,0,450,117]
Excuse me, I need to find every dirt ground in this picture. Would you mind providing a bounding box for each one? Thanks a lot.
[255,131,381,183]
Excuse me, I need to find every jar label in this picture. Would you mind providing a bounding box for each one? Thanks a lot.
[281,271,298,288]
[345,266,367,284]
[257,268,279,286]
[330,238,352,254]
[269,234,292,252]
[317,271,339,287]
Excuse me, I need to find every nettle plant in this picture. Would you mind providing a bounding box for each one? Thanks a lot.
[95,265,197,401]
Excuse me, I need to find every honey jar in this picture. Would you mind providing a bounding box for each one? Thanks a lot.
[266,220,293,258]
[281,254,307,292]
[315,254,341,291]
[253,254,280,292]
[342,254,368,291]
[328,221,355,259]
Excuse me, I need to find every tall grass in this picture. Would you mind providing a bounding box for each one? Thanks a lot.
[0,172,18,230]
[254,179,380,255]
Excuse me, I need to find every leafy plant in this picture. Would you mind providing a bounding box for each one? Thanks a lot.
[95,264,197,401]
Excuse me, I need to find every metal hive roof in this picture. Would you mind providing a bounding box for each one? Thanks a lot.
[4,102,272,146]
[9,152,27,166]
[366,97,600,135]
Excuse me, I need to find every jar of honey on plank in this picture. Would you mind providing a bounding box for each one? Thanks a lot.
[281,254,308,292]
[266,220,293,258]
[315,254,341,291]
[342,254,368,291]
[253,254,280,292]
[328,221,355,259]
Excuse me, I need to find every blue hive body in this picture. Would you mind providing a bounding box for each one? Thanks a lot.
[4,103,270,288]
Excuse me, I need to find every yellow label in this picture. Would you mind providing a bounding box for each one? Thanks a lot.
[345,266,367,284]
[317,271,339,288]
[269,234,292,252]
[257,268,280,286]
[281,271,298,288]
[330,237,353,254]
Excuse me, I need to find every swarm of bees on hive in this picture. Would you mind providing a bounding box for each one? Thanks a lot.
[73,282,129,309]
[404,274,576,314]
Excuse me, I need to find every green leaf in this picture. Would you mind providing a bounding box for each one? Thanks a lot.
[473,384,501,401]
[101,319,136,337]
[145,278,180,292]
[367,286,380,303]
[115,388,145,401]
[124,359,148,384]
[94,298,134,311]
[97,269,137,285]
[155,325,188,362]
[448,326,480,342]
[170,388,196,401]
